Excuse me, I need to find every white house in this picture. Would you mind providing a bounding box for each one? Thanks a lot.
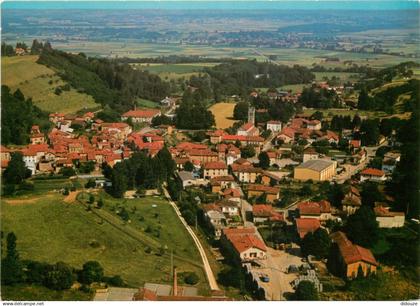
[360,168,386,182]
[266,120,282,132]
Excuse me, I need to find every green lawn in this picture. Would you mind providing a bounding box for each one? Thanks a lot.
[2,193,206,290]
[136,97,160,108]
[1,55,98,114]
[2,285,93,301]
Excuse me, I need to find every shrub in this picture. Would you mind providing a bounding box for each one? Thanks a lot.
[183,272,199,285]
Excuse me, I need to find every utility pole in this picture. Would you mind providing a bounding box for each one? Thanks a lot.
[171,249,173,278]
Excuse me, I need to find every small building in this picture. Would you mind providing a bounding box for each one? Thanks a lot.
[360,168,386,182]
[121,109,161,123]
[302,147,319,163]
[203,161,228,179]
[295,218,321,239]
[297,200,333,222]
[294,159,336,181]
[374,206,405,228]
[306,120,321,131]
[246,184,280,203]
[221,227,267,263]
[330,231,378,279]
[203,204,226,238]
[252,204,284,224]
[231,164,261,183]
[237,123,259,137]
[177,171,196,189]
[266,120,282,132]
[342,186,362,215]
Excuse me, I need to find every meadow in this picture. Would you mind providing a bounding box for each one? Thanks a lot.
[1,55,98,114]
[1,192,207,291]
[209,102,238,129]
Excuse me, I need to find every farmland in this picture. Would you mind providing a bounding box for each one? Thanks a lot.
[209,102,238,129]
[1,192,207,291]
[1,55,98,114]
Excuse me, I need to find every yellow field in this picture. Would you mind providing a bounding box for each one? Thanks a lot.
[1,55,98,114]
[209,102,238,129]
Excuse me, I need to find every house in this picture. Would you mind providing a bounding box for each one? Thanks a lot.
[252,204,284,224]
[30,125,45,144]
[231,164,261,183]
[203,204,226,238]
[294,159,336,181]
[382,152,401,174]
[217,199,240,218]
[210,175,235,193]
[297,200,333,222]
[330,231,378,279]
[266,121,282,132]
[295,218,321,239]
[177,171,196,189]
[360,168,386,182]
[260,171,282,186]
[121,109,161,123]
[160,96,177,107]
[342,186,362,215]
[237,123,259,137]
[374,206,405,228]
[323,130,339,144]
[277,127,295,144]
[203,161,228,179]
[302,147,319,163]
[246,184,280,203]
[306,120,321,130]
[221,227,267,262]
[222,188,242,202]
[15,47,26,56]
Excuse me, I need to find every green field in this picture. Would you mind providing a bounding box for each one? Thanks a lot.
[136,97,160,108]
[1,55,98,114]
[2,192,207,291]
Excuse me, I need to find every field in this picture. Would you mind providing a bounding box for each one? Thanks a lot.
[136,97,160,108]
[42,40,419,69]
[1,55,98,114]
[209,102,238,129]
[1,192,207,291]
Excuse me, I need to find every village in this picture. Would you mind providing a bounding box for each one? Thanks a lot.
[0,79,408,301]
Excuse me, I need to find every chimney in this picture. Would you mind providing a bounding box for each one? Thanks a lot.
[173,267,177,296]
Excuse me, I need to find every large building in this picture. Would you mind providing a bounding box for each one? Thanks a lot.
[294,159,336,181]
[330,231,379,279]
[121,109,161,123]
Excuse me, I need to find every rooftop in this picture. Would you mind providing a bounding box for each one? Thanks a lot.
[296,159,335,172]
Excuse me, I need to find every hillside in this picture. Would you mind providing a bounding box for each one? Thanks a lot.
[1,55,98,114]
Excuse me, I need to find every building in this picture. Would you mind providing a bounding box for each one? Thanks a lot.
[237,122,259,137]
[221,227,267,263]
[252,204,284,224]
[295,218,321,239]
[231,164,261,183]
[30,125,45,145]
[203,204,227,238]
[121,109,161,123]
[297,200,333,222]
[306,120,321,130]
[210,175,235,193]
[177,171,195,189]
[330,231,378,279]
[203,161,228,179]
[266,121,282,132]
[302,147,319,163]
[360,168,386,182]
[246,184,280,203]
[294,159,336,181]
[374,206,405,228]
[342,186,362,215]
[248,106,255,125]
[277,127,295,144]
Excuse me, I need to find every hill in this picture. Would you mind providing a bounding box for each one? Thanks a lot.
[1,55,98,114]
[1,191,206,290]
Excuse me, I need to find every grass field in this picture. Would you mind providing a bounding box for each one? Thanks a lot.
[136,97,160,108]
[1,192,207,291]
[314,72,360,82]
[209,102,238,129]
[1,55,98,114]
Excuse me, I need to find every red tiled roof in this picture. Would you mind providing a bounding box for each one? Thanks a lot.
[239,122,254,131]
[279,127,296,139]
[374,206,405,217]
[253,204,273,217]
[267,120,281,125]
[350,139,361,148]
[203,161,227,170]
[331,231,378,266]
[295,218,321,239]
[247,184,279,195]
[122,109,160,118]
[223,227,267,253]
[361,168,385,177]
[223,188,241,198]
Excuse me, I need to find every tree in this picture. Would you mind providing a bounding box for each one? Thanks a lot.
[345,206,379,248]
[301,228,331,259]
[79,261,104,285]
[294,281,319,301]
[59,166,76,178]
[258,151,270,169]
[44,262,74,290]
[240,145,255,158]
[3,152,30,184]
[233,102,249,120]
[184,161,194,172]
[183,272,199,285]
[360,119,380,146]
[360,182,383,208]
[1,232,24,285]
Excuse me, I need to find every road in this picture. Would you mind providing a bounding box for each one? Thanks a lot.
[162,187,220,291]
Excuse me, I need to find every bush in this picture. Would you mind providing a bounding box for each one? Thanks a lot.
[44,262,75,290]
[85,179,96,189]
[183,272,199,285]
[105,275,124,287]
[19,181,34,191]
[63,187,69,196]
[79,261,104,285]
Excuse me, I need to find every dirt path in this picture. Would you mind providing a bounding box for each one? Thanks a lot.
[4,194,54,205]
[63,191,80,203]
[163,187,220,291]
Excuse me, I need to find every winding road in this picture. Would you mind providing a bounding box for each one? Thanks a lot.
[162,187,220,291]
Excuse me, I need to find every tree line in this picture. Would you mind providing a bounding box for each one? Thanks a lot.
[37,44,170,114]
[103,147,175,198]
[1,86,50,145]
